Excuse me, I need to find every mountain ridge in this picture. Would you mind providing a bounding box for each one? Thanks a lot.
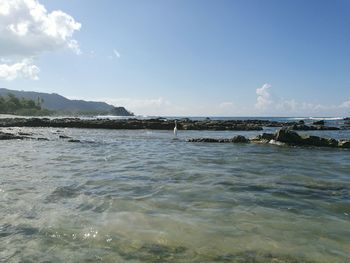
[0,88,133,116]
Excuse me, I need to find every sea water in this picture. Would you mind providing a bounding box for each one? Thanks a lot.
[0,125,349,262]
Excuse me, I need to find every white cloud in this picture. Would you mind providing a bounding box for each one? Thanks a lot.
[340,99,350,108]
[255,83,273,110]
[0,59,39,80]
[95,97,238,116]
[0,0,81,80]
[113,49,121,58]
[102,97,175,116]
[254,83,350,116]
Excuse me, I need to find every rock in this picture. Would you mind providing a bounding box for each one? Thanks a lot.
[186,128,349,149]
[338,140,350,148]
[326,138,339,147]
[301,135,331,147]
[0,132,25,140]
[230,135,249,143]
[37,137,49,141]
[274,129,348,148]
[268,139,285,146]
[18,132,32,136]
[68,139,81,143]
[59,135,72,139]
[251,133,275,142]
[275,128,303,145]
[317,126,340,130]
[188,138,217,143]
[313,120,325,125]
[344,117,350,121]
[187,136,249,143]
[298,120,305,124]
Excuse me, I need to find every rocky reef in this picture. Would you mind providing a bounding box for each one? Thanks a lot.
[0,117,348,131]
[188,128,350,149]
[0,118,270,131]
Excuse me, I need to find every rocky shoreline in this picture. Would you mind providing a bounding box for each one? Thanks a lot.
[188,128,350,149]
[0,117,348,131]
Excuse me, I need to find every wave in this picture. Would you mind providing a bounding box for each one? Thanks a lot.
[288,117,344,121]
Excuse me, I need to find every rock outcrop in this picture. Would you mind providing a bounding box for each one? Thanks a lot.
[188,128,350,149]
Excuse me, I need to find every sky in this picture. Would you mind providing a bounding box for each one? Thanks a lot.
[0,0,350,117]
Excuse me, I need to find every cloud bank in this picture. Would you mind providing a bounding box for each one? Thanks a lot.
[0,0,81,80]
[0,59,39,80]
[255,83,350,116]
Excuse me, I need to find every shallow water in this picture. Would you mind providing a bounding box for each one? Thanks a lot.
[0,127,350,262]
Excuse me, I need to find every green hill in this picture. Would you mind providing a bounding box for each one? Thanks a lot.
[0,88,133,116]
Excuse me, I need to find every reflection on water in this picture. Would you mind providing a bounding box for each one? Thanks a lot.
[0,128,349,262]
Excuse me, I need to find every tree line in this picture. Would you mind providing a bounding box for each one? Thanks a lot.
[0,93,51,116]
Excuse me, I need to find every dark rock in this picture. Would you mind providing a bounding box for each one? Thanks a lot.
[318,126,340,130]
[301,135,331,147]
[59,135,72,139]
[68,139,81,143]
[37,137,49,141]
[338,140,350,148]
[187,137,249,143]
[251,133,275,142]
[274,129,349,148]
[18,132,32,136]
[187,138,226,143]
[231,135,249,143]
[0,132,24,140]
[275,128,303,145]
[187,128,348,149]
[326,138,339,147]
[344,117,350,121]
[313,120,325,125]
[298,120,305,124]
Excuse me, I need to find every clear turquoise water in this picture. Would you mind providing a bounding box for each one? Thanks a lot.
[0,127,349,262]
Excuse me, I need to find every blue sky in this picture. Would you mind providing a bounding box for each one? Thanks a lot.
[0,0,350,116]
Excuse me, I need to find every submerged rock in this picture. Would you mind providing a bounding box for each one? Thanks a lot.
[187,135,249,143]
[59,135,72,139]
[0,131,25,140]
[68,139,81,143]
[36,137,50,141]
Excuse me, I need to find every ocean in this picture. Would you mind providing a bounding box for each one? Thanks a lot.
[0,117,349,262]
